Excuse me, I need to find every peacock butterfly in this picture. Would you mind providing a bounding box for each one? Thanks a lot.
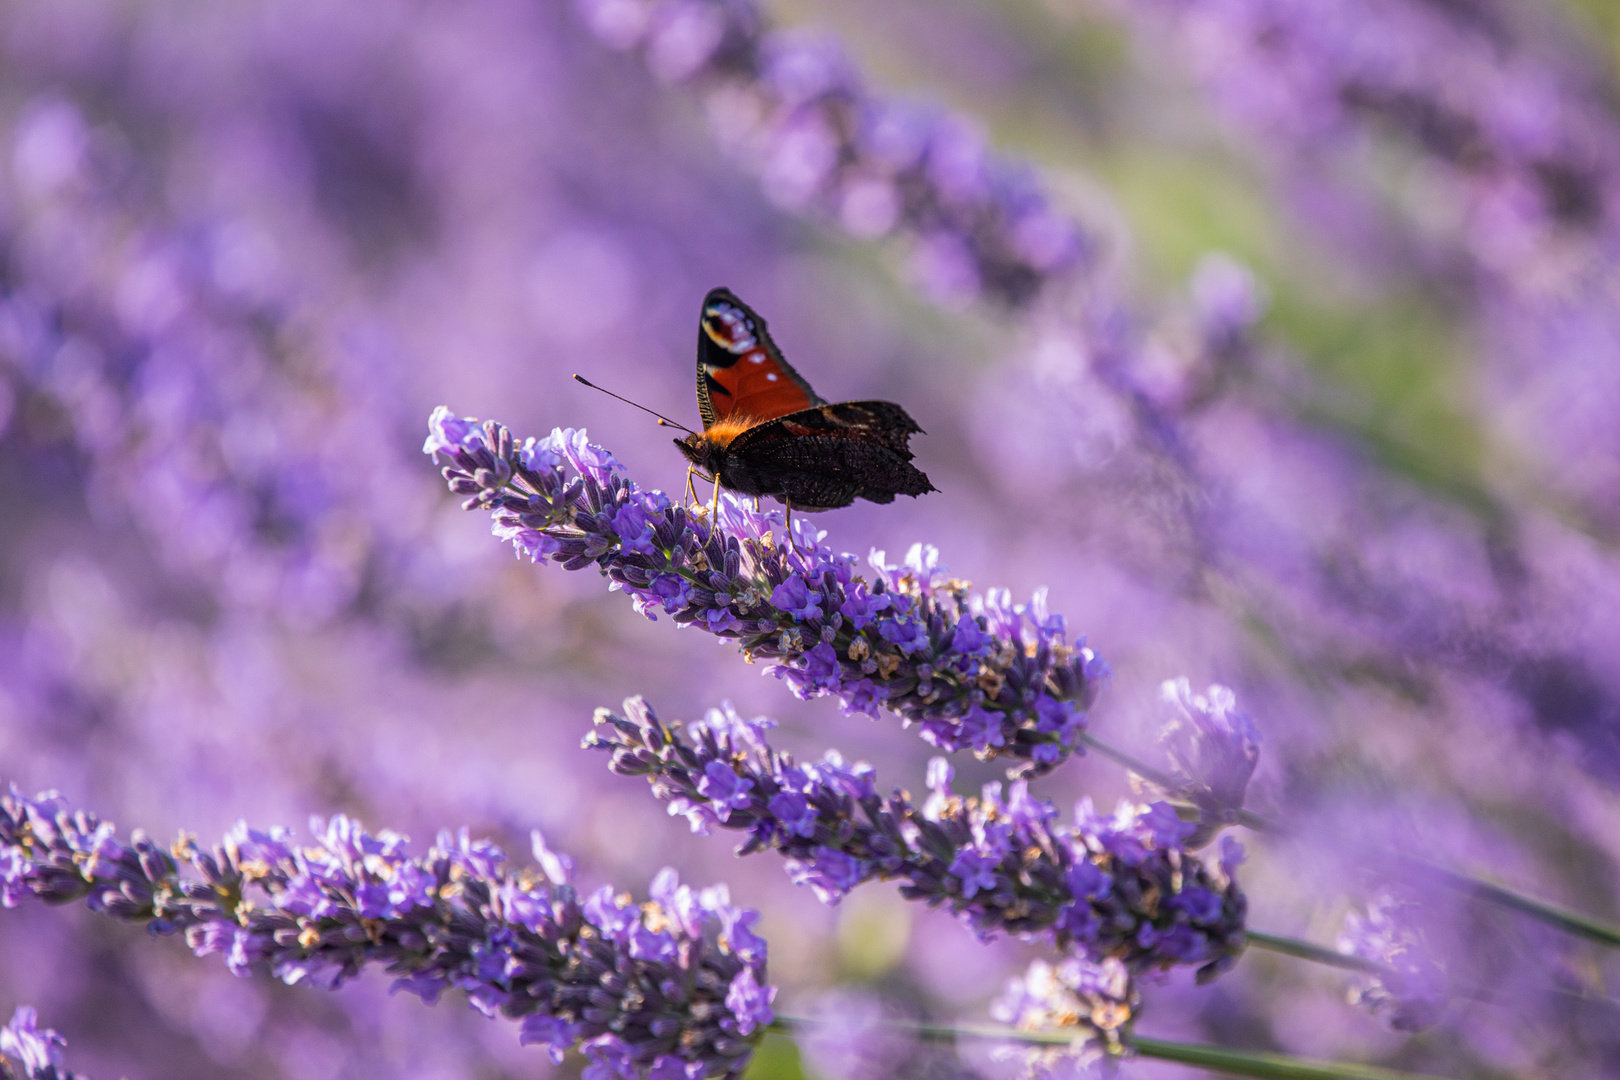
[675,287,936,513]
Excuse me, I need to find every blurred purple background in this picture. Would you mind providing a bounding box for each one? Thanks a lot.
[4,0,1620,1077]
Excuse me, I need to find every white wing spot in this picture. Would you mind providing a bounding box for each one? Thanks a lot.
[766,373,779,381]
[750,354,765,363]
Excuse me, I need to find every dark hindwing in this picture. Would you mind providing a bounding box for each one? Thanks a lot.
[730,403,935,505]
[732,401,925,455]
[695,287,824,428]
[812,400,924,456]
[778,473,864,511]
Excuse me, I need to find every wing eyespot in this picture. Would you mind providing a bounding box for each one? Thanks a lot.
[695,288,824,428]
[703,302,759,354]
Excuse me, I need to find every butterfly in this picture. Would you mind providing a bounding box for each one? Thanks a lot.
[674,287,936,516]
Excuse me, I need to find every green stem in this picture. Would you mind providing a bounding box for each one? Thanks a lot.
[1075,729,1179,791]
[1131,1037,1455,1080]
[1247,929,1620,1014]
[768,1017,1458,1080]
[1408,861,1620,948]
[1077,730,1620,950]
[1246,929,1388,976]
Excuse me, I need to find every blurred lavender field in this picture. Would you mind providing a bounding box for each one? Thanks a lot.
[4,0,1620,1077]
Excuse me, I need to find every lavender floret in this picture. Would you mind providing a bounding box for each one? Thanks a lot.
[1338,896,1450,1033]
[587,698,1246,980]
[990,956,1138,1076]
[0,1008,82,1080]
[0,785,773,1078]
[1154,679,1261,846]
[429,409,1110,777]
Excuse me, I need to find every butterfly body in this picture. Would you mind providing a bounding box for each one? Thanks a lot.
[675,288,935,512]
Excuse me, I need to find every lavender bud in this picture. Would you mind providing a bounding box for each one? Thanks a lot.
[0,1006,83,1080]
[1154,679,1261,846]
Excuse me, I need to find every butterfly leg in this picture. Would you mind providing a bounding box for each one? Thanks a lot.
[709,475,722,521]
[783,497,800,556]
[684,467,699,508]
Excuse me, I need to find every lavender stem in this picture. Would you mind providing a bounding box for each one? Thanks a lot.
[1127,1036,1465,1080]
[1079,727,1620,949]
[1244,929,1392,977]
[590,696,1247,980]
[769,1017,1461,1080]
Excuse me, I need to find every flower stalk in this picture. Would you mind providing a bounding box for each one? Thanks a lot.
[1079,727,1620,951]
[427,410,1109,777]
[588,697,1247,980]
[0,786,774,1079]
[769,1017,1460,1080]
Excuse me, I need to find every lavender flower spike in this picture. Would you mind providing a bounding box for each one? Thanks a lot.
[575,0,1092,308]
[429,409,1109,777]
[1155,679,1261,847]
[0,1008,83,1080]
[1338,896,1449,1033]
[0,785,773,1078]
[990,956,1138,1077]
[589,698,1246,981]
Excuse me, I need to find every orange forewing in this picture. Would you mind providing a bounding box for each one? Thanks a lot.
[695,287,823,429]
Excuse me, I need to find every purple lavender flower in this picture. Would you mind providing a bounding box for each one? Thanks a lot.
[1188,252,1268,373]
[724,967,774,1037]
[1338,895,1450,1033]
[587,697,1246,980]
[1154,679,1261,846]
[698,761,756,820]
[10,0,1620,1075]
[0,92,524,652]
[0,1007,81,1080]
[573,0,1091,308]
[429,411,1108,777]
[0,785,773,1077]
[990,956,1138,1075]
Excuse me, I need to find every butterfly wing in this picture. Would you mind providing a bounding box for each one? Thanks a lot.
[728,401,935,508]
[728,402,925,453]
[813,400,924,456]
[696,287,825,428]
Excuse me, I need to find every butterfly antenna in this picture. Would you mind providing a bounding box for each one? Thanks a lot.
[572,374,696,435]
